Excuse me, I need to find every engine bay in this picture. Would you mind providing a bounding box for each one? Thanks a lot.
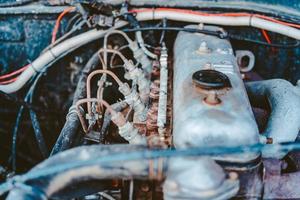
[1,1,300,199]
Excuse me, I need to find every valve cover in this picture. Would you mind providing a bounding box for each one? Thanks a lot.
[173,25,260,163]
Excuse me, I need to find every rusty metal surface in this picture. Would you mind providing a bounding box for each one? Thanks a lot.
[134,60,172,147]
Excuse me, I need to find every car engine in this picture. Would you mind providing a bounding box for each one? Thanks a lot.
[1,1,300,199]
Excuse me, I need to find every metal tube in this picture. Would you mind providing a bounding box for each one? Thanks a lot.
[246,79,300,157]
[6,145,237,200]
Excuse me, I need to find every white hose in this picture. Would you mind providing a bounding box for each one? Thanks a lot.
[2,10,300,93]
[0,20,128,93]
[135,10,300,40]
[137,11,251,26]
[251,17,300,40]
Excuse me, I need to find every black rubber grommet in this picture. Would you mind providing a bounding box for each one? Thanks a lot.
[192,69,231,90]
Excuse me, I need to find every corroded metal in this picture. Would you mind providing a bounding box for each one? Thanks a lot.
[134,60,172,147]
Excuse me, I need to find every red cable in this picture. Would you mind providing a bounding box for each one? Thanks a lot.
[261,29,278,53]
[51,7,75,44]
[253,14,300,29]
[261,29,272,44]
[0,7,75,85]
[0,77,18,85]
[0,64,29,80]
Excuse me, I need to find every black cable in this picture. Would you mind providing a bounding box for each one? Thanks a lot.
[27,73,49,159]
[121,2,140,29]
[51,50,101,156]
[0,91,38,111]
[11,104,25,171]
[29,110,48,158]
[122,26,300,49]
[10,62,61,170]
[9,38,85,170]
[9,74,40,170]
[122,26,224,38]
[159,18,167,45]
[10,84,37,171]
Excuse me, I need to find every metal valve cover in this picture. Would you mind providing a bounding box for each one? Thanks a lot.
[173,25,260,163]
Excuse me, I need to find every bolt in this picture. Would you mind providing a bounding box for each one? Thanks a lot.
[203,92,221,105]
[229,172,238,180]
[197,41,210,54]
[241,73,245,79]
[266,137,273,144]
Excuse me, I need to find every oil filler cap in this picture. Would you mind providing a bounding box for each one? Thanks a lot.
[192,69,231,90]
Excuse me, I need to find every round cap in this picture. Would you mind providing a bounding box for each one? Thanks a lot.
[192,69,231,90]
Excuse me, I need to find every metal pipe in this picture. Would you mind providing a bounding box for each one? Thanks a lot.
[103,30,134,67]
[76,98,119,133]
[246,79,300,157]
[51,51,101,156]
[99,101,128,143]
[5,145,236,200]
[86,69,123,115]
[103,30,152,74]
